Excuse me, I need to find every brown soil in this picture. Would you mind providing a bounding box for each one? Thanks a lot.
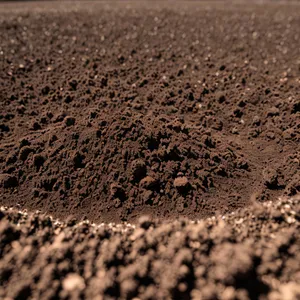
[0,2,300,225]
[1,2,300,299]
[1,196,299,300]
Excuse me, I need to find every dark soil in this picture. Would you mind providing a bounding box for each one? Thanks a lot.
[0,3,300,299]
[0,2,300,224]
[1,196,299,300]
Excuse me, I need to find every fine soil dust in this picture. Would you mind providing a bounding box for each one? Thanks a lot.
[0,196,299,300]
[0,2,300,224]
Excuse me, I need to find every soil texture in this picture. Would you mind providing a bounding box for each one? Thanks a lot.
[1,196,299,300]
[0,2,300,223]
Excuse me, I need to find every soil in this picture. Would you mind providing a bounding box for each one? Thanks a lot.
[0,2,300,223]
[1,196,299,300]
[0,2,300,299]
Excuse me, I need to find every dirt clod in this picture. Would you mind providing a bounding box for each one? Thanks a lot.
[65,117,76,127]
[19,146,34,161]
[174,176,189,190]
[0,174,18,188]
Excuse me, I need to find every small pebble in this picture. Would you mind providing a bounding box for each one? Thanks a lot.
[174,176,189,188]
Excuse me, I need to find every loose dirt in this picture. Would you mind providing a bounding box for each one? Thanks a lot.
[1,196,299,300]
[1,2,299,223]
[0,2,300,299]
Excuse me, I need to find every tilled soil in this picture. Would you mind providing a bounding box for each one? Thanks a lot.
[1,3,300,299]
[1,196,299,300]
[0,2,299,223]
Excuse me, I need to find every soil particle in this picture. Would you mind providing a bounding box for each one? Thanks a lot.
[41,86,50,96]
[0,174,18,188]
[71,151,84,169]
[33,154,46,170]
[130,159,147,182]
[19,139,31,148]
[5,152,17,166]
[139,176,157,190]
[138,215,154,229]
[252,116,261,126]
[68,80,78,91]
[110,183,125,201]
[174,176,189,189]
[31,121,41,131]
[292,101,300,114]
[65,117,76,127]
[19,146,34,161]
[62,273,85,292]
[263,168,282,190]
[267,107,280,117]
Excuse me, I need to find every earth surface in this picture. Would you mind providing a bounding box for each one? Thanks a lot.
[1,196,299,300]
[0,1,299,299]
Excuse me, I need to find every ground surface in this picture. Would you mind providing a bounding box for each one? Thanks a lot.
[0,2,300,223]
[0,2,300,299]
[1,196,299,300]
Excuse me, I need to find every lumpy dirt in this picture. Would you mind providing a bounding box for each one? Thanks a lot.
[0,197,299,299]
[0,2,300,223]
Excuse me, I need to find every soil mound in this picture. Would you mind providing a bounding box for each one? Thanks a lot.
[0,2,300,222]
